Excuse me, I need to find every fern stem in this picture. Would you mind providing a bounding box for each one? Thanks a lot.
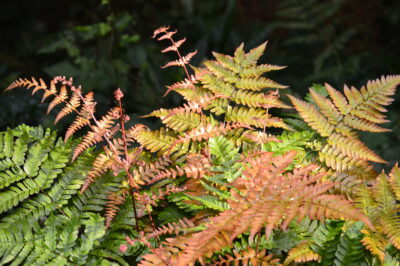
[116,93,141,232]
[145,204,160,246]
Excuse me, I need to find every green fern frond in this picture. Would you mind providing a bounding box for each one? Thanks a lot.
[0,126,71,214]
[133,127,178,154]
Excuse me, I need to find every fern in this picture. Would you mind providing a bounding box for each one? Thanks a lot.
[289,77,400,177]
[141,151,371,265]
[355,165,400,262]
[4,25,400,265]
[0,125,71,214]
[0,125,131,265]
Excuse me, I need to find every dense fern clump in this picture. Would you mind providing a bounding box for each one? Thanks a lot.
[0,125,135,265]
[3,26,400,265]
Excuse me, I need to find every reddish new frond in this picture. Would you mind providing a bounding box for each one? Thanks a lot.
[73,131,103,161]
[243,131,281,144]
[41,80,58,102]
[81,152,115,193]
[64,92,95,141]
[183,153,211,179]
[72,107,120,161]
[147,217,195,239]
[172,122,249,149]
[47,85,68,113]
[54,88,81,124]
[157,30,177,41]
[141,151,371,265]
[161,50,198,69]
[133,155,181,186]
[135,186,186,208]
[4,77,46,93]
[161,38,186,53]
[215,248,281,266]
[163,77,196,97]
[152,25,170,38]
[105,191,126,228]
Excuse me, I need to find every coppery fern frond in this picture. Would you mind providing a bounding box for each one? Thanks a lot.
[81,151,115,193]
[105,191,126,228]
[215,248,281,266]
[161,50,198,69]
[243,131,281,144]
[72,107,120,161]
[183,153,211,179]
[139,151,371,265]
[163,77,196,97]
[5,77,46,92]
[171,122,249,151]
[54,87,81,124]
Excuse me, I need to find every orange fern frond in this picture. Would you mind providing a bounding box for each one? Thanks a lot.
[289,76,400,175]
[215,248,281,266]
[152,25,171,38]
[156,29,177,41]
[47,85,69,113]
[183,153,211,179]
[54,87,81,124]
[161,38,186,53]
[243,131,281,144]
[147,217,195,239]
[105,191,126,228]
[389,163,400,199]
[360,229,387,262]
[163,77,196,96]
[140,151,371,265]
[171,122,249,149]
[64,91,95,140]
[72,107,120,161]
[135,186,186,208]
[81,151,115,193]
[161,50,198,69]
[4,77,46,92]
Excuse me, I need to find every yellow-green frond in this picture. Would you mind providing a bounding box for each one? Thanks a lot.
[212,52,241,73]
[310,88,342,124]
[288,95,334,137]
[318,145,373,173]
[233,89,291,109]
[236,77,287,91]
[240,64,287,78]
[284,240,320,265]
[389,164,400,199]
[134,127,177,154]
[327,133,385,163]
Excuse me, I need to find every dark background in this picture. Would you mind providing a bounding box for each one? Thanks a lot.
[1,0,399,169]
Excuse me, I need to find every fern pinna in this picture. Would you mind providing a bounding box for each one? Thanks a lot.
[4,25,400,265]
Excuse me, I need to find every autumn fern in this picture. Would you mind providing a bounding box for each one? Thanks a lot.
[355,165,400,262]
[138,151,372,265]
[4,25,400,265]
[288,76,400,177]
